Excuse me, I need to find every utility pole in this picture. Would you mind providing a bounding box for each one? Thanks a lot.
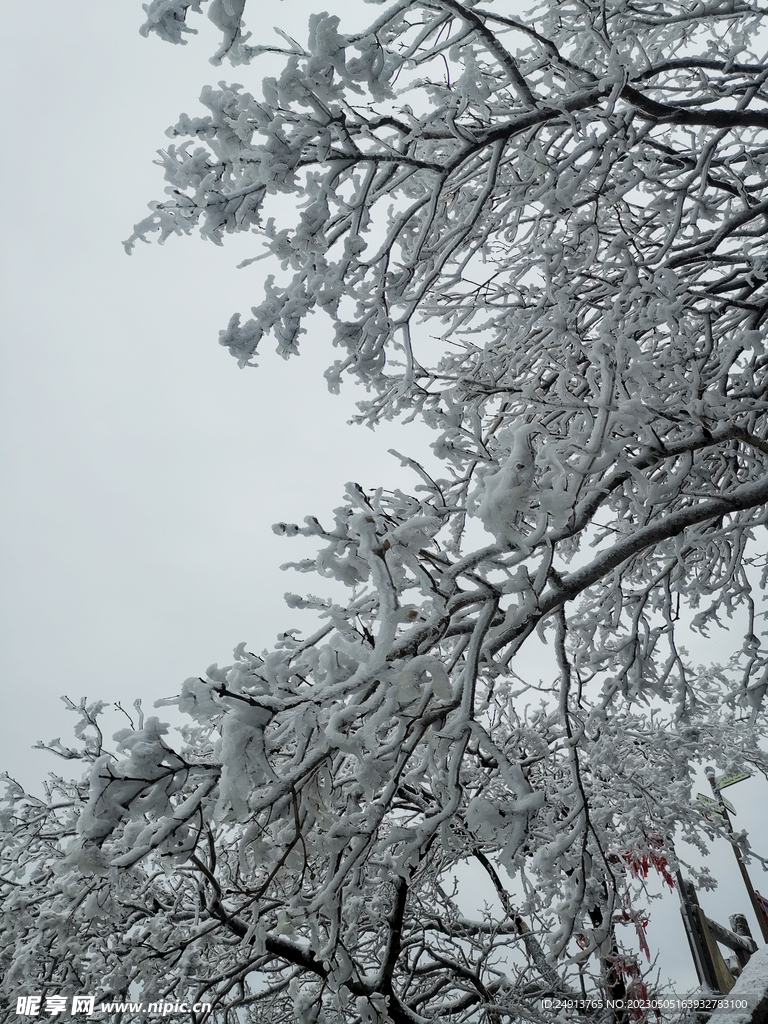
[705,767,768,944]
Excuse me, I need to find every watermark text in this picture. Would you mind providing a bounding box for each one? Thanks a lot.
[15,996,212,1018]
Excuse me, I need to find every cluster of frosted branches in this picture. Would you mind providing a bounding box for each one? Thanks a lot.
[4,0,768,1020]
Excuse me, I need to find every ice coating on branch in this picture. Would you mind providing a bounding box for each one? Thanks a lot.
[395,655,452,702]
[471,428,537,548]
[216,702,273,820]
[140,1,202,44]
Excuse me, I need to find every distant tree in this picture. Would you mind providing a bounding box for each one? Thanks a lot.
[3,1,768,1021]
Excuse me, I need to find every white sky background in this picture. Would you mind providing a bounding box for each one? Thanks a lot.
[1,0,768,1002]
[0,2,424,784]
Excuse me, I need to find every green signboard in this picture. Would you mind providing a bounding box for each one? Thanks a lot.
[697,792,735,815]
[717,770,752,790]
[697,794,724,819]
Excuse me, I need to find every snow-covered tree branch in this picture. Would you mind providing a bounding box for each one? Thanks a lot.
[4,0,768,1020]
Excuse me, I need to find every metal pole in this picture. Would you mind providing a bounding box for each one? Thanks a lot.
[705,767,768,944]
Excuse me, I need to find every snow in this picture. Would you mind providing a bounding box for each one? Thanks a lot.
[711,947,768,1024]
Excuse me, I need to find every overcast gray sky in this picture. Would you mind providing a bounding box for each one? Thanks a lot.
[2,1,767,998]
[0,3,425,788]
